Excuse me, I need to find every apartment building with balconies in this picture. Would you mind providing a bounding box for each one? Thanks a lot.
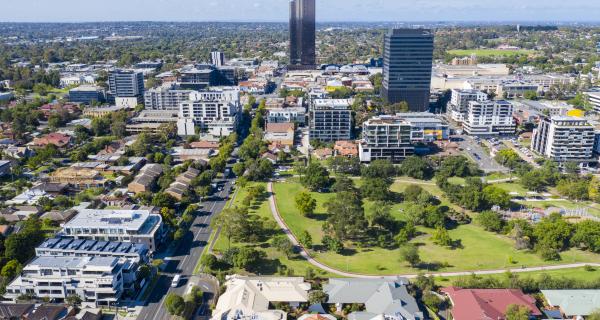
[532,116,596,163]
[462,100,516,136]
[359,115,414,163]
[309,99,352,142]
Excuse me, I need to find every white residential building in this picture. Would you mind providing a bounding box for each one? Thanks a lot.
[309,99,352,142]
[532,116,595,163]
[462,100,516,136]
[585,90,600,113]
[5,256,126,307]
[61,209,165,252]
[448,89,488,122]
[177,89,241,137]
[359,115,414,163]
[212,276,310,320]
[267,107,306,125]
[144,84,196,110]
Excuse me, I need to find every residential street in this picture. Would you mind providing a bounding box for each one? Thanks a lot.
[136,177,236,320]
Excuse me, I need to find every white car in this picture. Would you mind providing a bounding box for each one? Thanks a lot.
[171,275,181,288]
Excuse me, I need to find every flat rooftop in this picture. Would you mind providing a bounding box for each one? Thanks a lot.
[38,237,147,255]
[28,256,117,269]
[63,209,157,232]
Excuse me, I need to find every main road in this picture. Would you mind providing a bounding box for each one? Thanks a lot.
[137,175,236,320]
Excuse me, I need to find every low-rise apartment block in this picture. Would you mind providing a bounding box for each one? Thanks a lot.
[462,100,516,136]
[267,107,306,125]
[359,115,414,163]
[144,83,195,110]
[128,164,163,194]
[61,208,165,251]
[5,256,126,307]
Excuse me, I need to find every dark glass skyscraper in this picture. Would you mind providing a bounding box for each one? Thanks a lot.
[289,0,316,69]
[382,29,434,112]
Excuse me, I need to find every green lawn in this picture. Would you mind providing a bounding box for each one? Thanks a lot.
[494,182,532,196]
[448,49,533,57]
[273,180,600,276]
[485,172,515,182]
[435,266,600,287]
[211,182,333,277]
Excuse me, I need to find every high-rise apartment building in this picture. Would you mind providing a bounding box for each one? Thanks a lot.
[309,99,352,142]
[289,0,316,69]
[532,116,595,163]
[448,89,488,123]
[177,89,241,137]
[108,70,145,108]
[382,29,434,112]
[462,100,516,136]
[211,51,225,67]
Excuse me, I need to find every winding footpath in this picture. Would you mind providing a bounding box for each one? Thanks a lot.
[267,182,600,279]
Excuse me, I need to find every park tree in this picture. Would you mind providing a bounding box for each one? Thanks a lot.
[494,149,523,170]
[361,177,393,201]
[300,162,330,191]
[295,191,317,217]
[324,192,368,241]
[361,159,396,179]
[400,156,432,180]
[431,227,453,248]
[571,220,600,253]
[66,294,82,307]
[272,236,295,258]
[233,247,265,270]
[476,211,505,233]
[533,214,574,260]
[400,244,421,267]
[213,206,250,248]
[165,293,185,316]
[482,185,511,209]
[298,231,313,249]
[332,175,358,194]
[368,202,396,233]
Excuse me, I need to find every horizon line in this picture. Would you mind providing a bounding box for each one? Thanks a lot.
[1,19,600,24]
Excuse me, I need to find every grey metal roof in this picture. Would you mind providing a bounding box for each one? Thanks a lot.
[324,278,422,320]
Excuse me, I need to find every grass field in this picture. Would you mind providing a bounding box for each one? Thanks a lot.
[273,180,600,276]
[494,182,532,196]
[447,49,533,57]
[211,182,334,277]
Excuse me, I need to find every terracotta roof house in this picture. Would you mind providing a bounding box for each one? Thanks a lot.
[190,140,220,150]
[442,287,542,320]
[31,133,72,148]
[313,148,333,160]
[264,122,295,147]
[334,140,358,157]
[28,305,69,320]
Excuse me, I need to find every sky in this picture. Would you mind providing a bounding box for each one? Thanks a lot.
[1,0,600,23]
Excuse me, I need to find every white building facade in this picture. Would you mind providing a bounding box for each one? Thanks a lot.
[177,89,241,137]
[531,116,596,163]
[462,100,516,136]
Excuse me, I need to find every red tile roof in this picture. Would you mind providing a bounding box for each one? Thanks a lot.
[442,287,542,320]
[266,122,295,133]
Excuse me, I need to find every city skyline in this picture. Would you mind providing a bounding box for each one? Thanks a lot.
[2,0,600,23]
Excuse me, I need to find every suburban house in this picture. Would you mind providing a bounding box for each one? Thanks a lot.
[30,132,72,148]
[334,140,358,157]
[211,275,311,320]
[128,164,163,194]
[0,160,12,177]
[323,277,424,320]
[264,122,295,147]
[442,287,542,320]
[165,167,200,200]
[48,167,109,190]
[189,140,220,151]
[313,148,333,160]
[541,290,600,319]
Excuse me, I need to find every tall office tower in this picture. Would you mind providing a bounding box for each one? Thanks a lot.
[382,29,434,112]
[108,69,145,108]
[211,51,225,67]
[289,0,316,69]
